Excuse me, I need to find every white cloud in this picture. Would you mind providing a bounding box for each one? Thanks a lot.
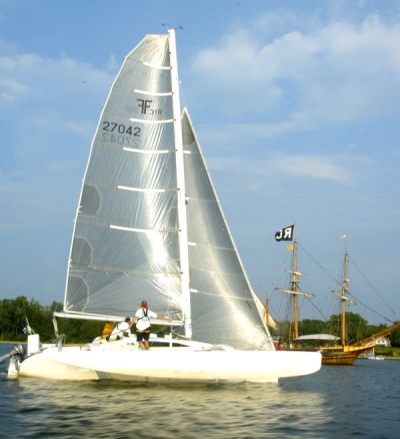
[0,52,114,165]
[0,52,113,106]
[0,77,29,102]
[106,54,118,71]
[197,113,315,150]
[208,152,365,186]
[270,154,357,182]
[191,12,400,134]
[64,121,95,135]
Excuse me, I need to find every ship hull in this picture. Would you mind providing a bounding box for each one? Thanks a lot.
[15,345,322,383]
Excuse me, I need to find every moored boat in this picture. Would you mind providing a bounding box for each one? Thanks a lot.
[274,230,395,365]
[318,237,375,364]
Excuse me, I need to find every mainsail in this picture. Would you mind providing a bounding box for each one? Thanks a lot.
[63,30,273,350]
[65,34,182,320]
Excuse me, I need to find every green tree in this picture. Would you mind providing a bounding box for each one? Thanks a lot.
[299,319,328,335]
[0,297,104,343]
[390,323,400,347]
[327,312,368,342]
[0,296,30,339]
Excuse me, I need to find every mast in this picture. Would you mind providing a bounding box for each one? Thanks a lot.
[341,248,349,345]
[264,297,270,328]
[168,29,192,339]
[332,235,355,346]
[292,239,300,340]
[275,238,314,344]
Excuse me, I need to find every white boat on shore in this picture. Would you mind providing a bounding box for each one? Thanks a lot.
[4,30,321,383]
[365,348,384,360]
[366,354,384,360]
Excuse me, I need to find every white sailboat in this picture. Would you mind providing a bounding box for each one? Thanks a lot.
[365,348,384,360]
[7,30,321,383]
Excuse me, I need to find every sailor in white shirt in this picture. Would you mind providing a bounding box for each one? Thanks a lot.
[132,300,169,350]
[109,317,132,341]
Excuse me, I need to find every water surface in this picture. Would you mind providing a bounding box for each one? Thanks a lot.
[0,344,398,438]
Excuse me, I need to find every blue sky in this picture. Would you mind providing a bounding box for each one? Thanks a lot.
[1,0,399,326]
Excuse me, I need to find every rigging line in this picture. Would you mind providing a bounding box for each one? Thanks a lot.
[293,284,329,322]
[297,242,337,284]
[348,254,396,316]
[346,291,396,325]
[302,293,329,321]
[299,241,396,324]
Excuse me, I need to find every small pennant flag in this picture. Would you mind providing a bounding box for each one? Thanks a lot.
[336,234,347,240]
[275,225,295,242]
[286,244,293,251]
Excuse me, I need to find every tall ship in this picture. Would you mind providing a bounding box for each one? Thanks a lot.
[275,228,399,365]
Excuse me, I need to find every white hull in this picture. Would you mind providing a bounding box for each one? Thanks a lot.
[366,354,384,360]
[16,344,321,383]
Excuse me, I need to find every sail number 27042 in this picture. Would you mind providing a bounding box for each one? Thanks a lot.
[102,121,140,136]
[101,121,141,147]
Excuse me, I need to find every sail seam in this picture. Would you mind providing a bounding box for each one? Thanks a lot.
[142,61,170,70]
[69,264,178,276]
[130,117,174,124]
[122,147,170,154]
[110,225,159,233]
[134,89,172,97]
[189,289,254,301]
[188,241,236,252]
[117,185,165,193]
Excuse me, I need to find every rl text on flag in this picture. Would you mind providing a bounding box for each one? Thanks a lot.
[275,225,295,242]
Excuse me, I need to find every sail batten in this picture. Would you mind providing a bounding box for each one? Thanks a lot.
[129,117,174,124]
[134,89,173,96]
[122,148,171,154]
[117,185,166,193]
[142,61,171,70]
[110,225,159,233]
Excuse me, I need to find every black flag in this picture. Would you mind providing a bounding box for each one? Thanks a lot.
[275,225,294,242]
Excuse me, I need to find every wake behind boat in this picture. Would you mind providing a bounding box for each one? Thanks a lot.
[5,30,321,383]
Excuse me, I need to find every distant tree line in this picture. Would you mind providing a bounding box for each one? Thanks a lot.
[1,296,399,346]
[0,296,104,343]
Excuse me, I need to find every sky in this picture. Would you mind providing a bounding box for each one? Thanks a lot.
[1,0,399,327]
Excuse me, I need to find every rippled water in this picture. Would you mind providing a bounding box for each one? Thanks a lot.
[0,343,399,438]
